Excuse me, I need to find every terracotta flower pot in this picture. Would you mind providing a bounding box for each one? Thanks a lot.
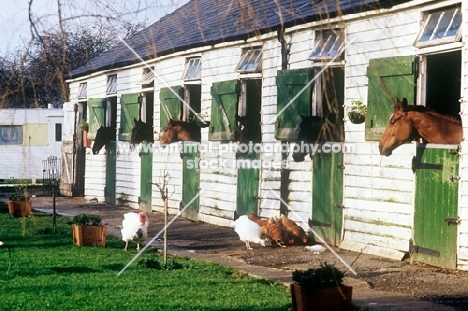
[83,130,91,148]
[8,200,32,217]
[290,282,352,311]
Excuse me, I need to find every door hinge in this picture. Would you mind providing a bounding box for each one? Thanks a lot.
[337,164,345,169]
[409,239,440,257]
[445,217,460,226]
[449,175,460,182]
[309,219,331,228]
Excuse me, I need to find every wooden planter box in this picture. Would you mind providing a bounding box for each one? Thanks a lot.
[290,282,352,311]
[8,200,32,217]
[72,224,107,247]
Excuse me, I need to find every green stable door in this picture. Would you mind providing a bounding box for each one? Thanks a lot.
[181,143,200,220]
[139,142,153,212]
[236,149,260,216]
[412,144,459,269]
[310,152,344,246]
[105,141,116,204]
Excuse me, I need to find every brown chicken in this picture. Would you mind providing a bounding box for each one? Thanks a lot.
[264,217,295,247]
[279,214,308,244]
[249,212,268,236]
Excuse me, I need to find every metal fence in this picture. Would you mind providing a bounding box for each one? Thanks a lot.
[42,156,61,196]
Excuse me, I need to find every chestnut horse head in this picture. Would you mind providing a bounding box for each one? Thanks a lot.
[292,113,336,162]
[92,127,116,155]
[379,98,462,156]
[131,118,154,144]
[159,118,210,144]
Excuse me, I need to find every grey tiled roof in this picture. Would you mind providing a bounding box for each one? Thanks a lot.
[70,0,408,78]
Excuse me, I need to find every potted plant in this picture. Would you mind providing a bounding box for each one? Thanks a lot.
[347,99,366,124]
[290,262,352,311]
[79,119,91,147]
[71,213,107,247]
[7,182,32,217]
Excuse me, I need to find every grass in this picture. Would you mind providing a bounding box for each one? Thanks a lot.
[0,205,291,311]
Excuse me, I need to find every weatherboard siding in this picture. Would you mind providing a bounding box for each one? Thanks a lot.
[339,7,421,260]
[64,0,468,269]
[457,0,468,270]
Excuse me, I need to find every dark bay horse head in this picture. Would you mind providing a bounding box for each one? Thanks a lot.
[292,113,336,162]
[131,118,154,144]
[379,98,462,156]
[92,127,116,155]
[159,118,210,144]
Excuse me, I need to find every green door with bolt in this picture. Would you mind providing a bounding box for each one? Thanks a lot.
[310,152,344,246]
[181,142,200,221]
[105,141,116,204]
[236,148,260,216]
[139,142,153,212]
[412,144,459,269]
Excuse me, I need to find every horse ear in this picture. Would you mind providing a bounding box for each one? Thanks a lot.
[401,98,408,108]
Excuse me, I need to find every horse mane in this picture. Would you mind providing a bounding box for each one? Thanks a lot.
[403,105,461,124]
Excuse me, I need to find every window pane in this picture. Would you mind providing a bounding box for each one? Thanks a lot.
[434,12,452,39]
[55,123,62,142]
[0,126,23,144]
[182,58,202,80]
[446,9,462,38]
[310,30,344,60]
[77,83,87,99]
[236,49,262,72]
[417,7,461,45]
[106,75,117,94]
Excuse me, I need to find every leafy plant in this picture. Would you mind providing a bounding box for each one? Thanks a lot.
[137,255,189,270]
[292,262,344,288]
[71,213,102,226]
[78,119,89,131]
[8,180,31,201]
[347,99,366,124]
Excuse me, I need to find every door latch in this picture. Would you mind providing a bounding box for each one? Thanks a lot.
[445,217,460,226]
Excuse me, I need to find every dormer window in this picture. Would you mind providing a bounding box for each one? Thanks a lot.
[415,6,462,47]
[182,57,202,81]
[236,49,262,73]
[310,30,344,61]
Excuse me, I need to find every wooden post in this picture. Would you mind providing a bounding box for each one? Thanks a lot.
[163,186,168,268]
[53,182,57,233]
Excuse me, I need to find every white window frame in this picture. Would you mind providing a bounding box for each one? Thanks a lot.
[77,82,87,99]
[0,125,23,144]
[414,6,462,48]
[106,74,117,95]
[236,49,262,73]
[310,29,344,62]
[182,57,202,81]
[137,67,155,89]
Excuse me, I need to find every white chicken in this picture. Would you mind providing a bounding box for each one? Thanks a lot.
[233,215,265,250]
[121,212,149,251]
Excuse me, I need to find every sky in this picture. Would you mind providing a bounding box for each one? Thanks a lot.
[0,0,189,55]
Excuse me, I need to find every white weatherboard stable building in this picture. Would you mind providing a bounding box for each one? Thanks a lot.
[65,0,468,270]
[0,108,63,181]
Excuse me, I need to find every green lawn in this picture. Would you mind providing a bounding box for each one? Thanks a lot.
[0,205,291,310]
